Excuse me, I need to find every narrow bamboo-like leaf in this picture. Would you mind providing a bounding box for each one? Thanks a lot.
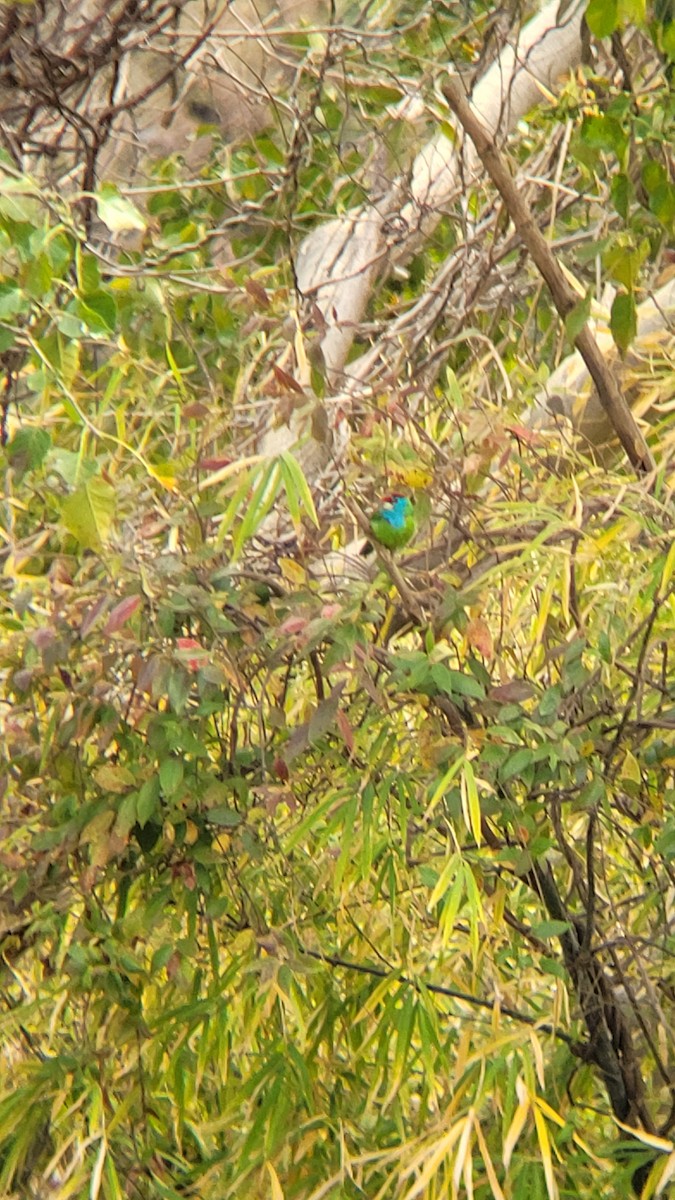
[474,1119,506,1200]
[428,852,461,910]
[453,1110,474,1192]
[461,760,481,846]
[266,1161,285,1200]
[90,1136,107,1200]
[232,459,282,559]
[439,868,466,944]
[533,1104,558,1200]
[657,539,675,600]
[425,757,464,819]
[383,991,416,1106]
[279,450,319,526]
[215,464,257,548]
[503,1093,530,1169]
[402,1123,466,1200]
[278,453,301,526]
[166,341,188,398]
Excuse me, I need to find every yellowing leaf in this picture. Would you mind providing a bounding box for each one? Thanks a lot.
[61,476,115,550]
[503,1091,530,1169]
[657,538,675,600]
[95,184,147,233]
[266,1161,285,1200]
[533,1105,558,1200]
[428,852,461,910]
[474,1119,506,1200]
[93,764,135,794]
[278,557,307,584]
[147,463,178,492]
[390,461,434,489]
[402,1122,467,1200]
[461,760,482,846]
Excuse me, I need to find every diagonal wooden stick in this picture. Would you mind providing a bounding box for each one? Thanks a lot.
[442,77,656,480]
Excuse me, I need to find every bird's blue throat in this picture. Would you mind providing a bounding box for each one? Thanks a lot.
[382,497,409,528]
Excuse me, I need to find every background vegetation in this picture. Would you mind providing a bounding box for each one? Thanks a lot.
[0,0,674,1197]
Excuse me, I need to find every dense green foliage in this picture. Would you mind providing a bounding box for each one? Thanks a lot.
[1,2,674,1198]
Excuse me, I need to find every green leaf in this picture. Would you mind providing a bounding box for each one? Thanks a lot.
[279,451,319,528]
[137,777,160,828]
[564,292,591,343]
[540,956,567,979]
[60,476,115,550]
[585,0,619,38]
[0,283,28,319]
[649,182,675,228]
[499,747,535,783]
[95,184,147,233]
[530,920,572,939]
[6,427,51,474]
[232,458,283,559]
[610,290,636,355]
[23,253,53,299]
[159,757,184,797]
[610,173,631,218]
[207,806,242,827]
[76,290,117,334]
[642,159,666,194]
[431,663,485,700]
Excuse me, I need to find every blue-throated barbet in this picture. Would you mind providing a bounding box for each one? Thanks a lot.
[369,494,415,550]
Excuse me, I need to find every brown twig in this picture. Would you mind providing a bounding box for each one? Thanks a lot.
[442,77,656,480]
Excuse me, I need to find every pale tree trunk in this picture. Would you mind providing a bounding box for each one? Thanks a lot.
[262,0,586,465]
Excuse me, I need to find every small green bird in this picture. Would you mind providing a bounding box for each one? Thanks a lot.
[369,494,416,550]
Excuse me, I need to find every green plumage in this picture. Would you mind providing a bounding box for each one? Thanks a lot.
[369,494,416,550]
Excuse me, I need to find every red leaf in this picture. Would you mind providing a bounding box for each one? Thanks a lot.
[176,636,207,672]
[336,709,355,755]
[104,595,142,635]
[273,364,305,394]
[273,756,290,782]
[245,277,271,309]
[279,615,308,636]
[198,456,233,471]
[81,594,112,638]
[466,617,494,659]
[183,402,210,420]
[505,424,540,445]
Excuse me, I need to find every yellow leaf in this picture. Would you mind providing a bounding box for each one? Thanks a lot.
[390,462,434,489]
[534,1095,565,1128]
[148,463,178,492]
[453,1110,474,1192]
[657,538,675,600]
[402,1122,466,1200]
[614,1120,673,1153]
[656,1149,675,1196]
[425,758,464,819]
[503,1093,530,1169]
[428,853,461,910]
[533,1105,558,1200]
[474,1120,506,1200]
[266,1161,285,1200]
[278,557,307,584]
[461,760,481,846]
